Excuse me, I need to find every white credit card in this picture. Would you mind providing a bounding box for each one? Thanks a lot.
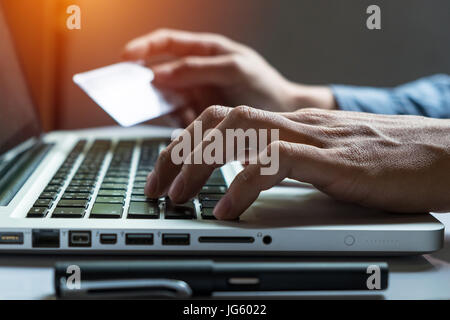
[73,62,181,127]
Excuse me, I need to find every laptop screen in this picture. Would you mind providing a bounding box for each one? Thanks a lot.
[0,2,41,157]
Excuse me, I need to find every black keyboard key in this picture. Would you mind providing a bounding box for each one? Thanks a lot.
[102,177,128,184]
[71,174,97,181]
[27,207,48,218]
[204,179,226,186]
[133,182,146,188]
[52,207,85,218]
[69,180,96,187]
[165,200,196,220]
[34,199,52,208]
[132,188,145,196]
[62,193,91,200]
[44,186,61,193]
[95,196,124,204]
[65,186,93,193]
[90,203,123,218]
[198,194,223,201]
[101,183,127,190]
[128,202,159,219]
[200,207,216,220]
[97,189,126,197]
[200,186,227,194]
[130,195,158,202]
[57,199,88,208]
[39,192,58,200]
[48,179,65,186]
[200,200,219,208]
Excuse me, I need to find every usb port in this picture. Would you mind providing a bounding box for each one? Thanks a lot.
[125,233,153,245]
[69,231,91,247]
[100,233,117,245]
[0,232,24,245]
[162,233,190,245]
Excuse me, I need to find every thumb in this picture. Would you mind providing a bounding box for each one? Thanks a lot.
[152,55,241,88]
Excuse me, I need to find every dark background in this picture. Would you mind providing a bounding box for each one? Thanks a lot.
[4,0,450,130]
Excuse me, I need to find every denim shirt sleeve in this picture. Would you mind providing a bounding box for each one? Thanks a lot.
[330,74,450,118]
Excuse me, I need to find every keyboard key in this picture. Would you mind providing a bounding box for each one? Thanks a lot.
[134,176,147,182]
[200,200,219,208]
[27,207,48,218]
[198,194,223,201]
[34,199,52,208]
[69,180,96,187]
[200,207,216,220]
[165,199,196,219]
[39,192,58,200]
[132,182,146,189]
[57,199,88,208]
[97,189,126,197]
[132,188,145,196]
[71,174,97,181]
[48,179,65,186]
[65,186,93,193]
[90,203,123,218]
[102,177,128,184]
[44,186,61,193]
[128,202,159,219]
[62,193,91,200]
[101,183,127,190]
[200,186,227,194]
[95,196,124,204]
[52,207,85,218]
[130,195,158,202]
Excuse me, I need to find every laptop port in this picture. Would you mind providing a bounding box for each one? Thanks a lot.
[125,233,153,245]
[162,233,190,245]
[198,236,254,244]
[32,229,60,248]
[0,232,24,245]
[69,231,91,247]
[100,233,117,245]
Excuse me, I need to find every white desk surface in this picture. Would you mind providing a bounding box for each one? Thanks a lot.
[1,126,448,300]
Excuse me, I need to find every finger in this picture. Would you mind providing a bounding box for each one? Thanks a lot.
[152,55,242,87]
[122,29,237,60]
[168,106,325,203]
[145,105,231,198]
[214,142,335,220]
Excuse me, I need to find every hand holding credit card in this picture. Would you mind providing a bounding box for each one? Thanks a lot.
[73,62,183,127]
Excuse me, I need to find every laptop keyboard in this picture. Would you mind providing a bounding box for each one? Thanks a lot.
[27,139,226,220]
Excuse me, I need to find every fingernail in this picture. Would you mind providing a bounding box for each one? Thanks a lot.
[146,171,157,196]
[214,195,232,219]
[168,172,185,201]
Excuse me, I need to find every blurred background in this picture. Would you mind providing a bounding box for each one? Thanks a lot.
[3,0,450,131]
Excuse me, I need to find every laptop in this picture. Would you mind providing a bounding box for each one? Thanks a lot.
[0,5,444,255]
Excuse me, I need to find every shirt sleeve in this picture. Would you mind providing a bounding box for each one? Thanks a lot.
[330,74,450,118]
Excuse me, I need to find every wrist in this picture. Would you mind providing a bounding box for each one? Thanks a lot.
[286,82,338,111]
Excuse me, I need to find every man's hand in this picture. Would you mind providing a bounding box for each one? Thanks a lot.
[145,105,450,219]
[122,29,335,125]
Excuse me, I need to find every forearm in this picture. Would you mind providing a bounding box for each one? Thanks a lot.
[285,74,450,118]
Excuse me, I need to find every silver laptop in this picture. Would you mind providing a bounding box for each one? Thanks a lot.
[0,6,444,255]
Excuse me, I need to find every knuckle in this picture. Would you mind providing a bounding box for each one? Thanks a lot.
[226,54,244,70]
[229,105,258,122]
[202,105,228,121]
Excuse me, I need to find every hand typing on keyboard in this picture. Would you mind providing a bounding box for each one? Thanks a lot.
[145,105,450,220]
